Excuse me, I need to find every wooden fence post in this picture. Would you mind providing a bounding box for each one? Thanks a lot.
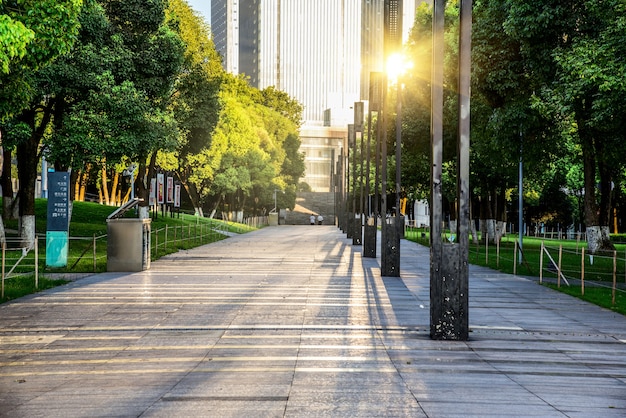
[485,233,489,265]
[513,240,517,276]
[539,241,543,284]
[92,234,97,272]
[2,242,5,298]
[496,237,500,268]
[35,236,39,289]
[557,244,563,288]
[612,250,617,306]
[581,247,585,296]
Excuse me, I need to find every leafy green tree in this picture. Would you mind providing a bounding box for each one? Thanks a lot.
[38,0,184,218]
[164,0,224,215]
[0,0,82,121]
[0,0,82,246]
[503,0,626,252]
[261,86,304,127]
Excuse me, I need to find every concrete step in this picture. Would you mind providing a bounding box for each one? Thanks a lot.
[286,192,335,225]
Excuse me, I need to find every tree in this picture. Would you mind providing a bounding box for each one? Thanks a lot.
[261,86,304,127]
[503,0,626,253]
[0,0,81,246]
[0,0,82,121]
[165,0,224,215]
[40,0,184,216]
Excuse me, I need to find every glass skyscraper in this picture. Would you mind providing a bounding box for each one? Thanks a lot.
[211,0,419,191]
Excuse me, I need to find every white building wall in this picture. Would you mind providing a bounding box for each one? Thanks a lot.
[257,1,362,123]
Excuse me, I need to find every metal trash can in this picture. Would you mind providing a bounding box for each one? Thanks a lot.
[106,199,151,272]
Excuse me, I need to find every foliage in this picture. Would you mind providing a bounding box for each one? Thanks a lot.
[261,86,304,127]
[400,0,625,245]
[500,0,626,251]
[34,0,184,209]
[0,0,82,121]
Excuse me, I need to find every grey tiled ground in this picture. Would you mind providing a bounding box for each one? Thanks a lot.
[1,226,625,417]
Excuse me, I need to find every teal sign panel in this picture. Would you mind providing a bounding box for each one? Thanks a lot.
[46,171,70,267]
[47,172,70,231]
[46,231,69,267]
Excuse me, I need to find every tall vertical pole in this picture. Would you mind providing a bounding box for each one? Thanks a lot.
[346,128,353,238]
[518,132,523,264]
[41,157,48,198]
[430,0,471,341]
[380,76,390,269]
[430,0,445,289]
[354,102,364,246]
[456,0,472,337]
[382,0,402,277]
[365,73,383,258]
[395,84,402,220]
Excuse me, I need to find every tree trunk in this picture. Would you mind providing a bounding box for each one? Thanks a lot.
[136,153,157,220]
[209,194,222,219]
[178,174,203,216]
[101,167,110,205]
[110,171,120,205]
[78,168,88,202]
[0,145,7,243]
[469,200,478,244]
[16,113,42,249]
[1,147,16,222]
[579,114,614,254]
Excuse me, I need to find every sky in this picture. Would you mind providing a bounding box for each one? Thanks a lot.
[185,0,211,25]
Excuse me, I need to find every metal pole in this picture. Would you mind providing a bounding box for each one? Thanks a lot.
[346,125,354,239]
[429,0,471,341]
[380,74,390,271]
[351,124,361,245]
[363,91,377,258]
[354,103,364,245]
[518,132,523,264]
[430,0,444,272]
[41,157,48,198]
[395,82,402,220]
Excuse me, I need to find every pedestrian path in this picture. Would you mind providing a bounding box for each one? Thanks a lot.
[0,226,625,417]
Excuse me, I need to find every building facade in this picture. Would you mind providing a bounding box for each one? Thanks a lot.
[211,1,419,192]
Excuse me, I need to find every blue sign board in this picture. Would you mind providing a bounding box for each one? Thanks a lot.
[46,172,70,267]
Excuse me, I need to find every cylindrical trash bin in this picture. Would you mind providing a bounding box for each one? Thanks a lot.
[107,218,151,271]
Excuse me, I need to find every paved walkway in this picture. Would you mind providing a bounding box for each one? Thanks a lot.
[0,226,625,417]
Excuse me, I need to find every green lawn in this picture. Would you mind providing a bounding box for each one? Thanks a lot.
[1,199,258,303]
[405,226,626,316]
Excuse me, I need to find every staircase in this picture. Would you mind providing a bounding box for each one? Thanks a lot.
[285,192,336,225]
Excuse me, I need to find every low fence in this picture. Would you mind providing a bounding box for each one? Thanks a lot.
[1,216,269,298]
[404,224,625,307]
[539,242,626,305]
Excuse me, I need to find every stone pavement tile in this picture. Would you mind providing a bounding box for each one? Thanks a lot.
[9,405,149,418]
[144,401,286,418]
[1,227,625,417]
[418,401,568,417]
[290,370,404,388]
[284,404,427,418]
[166,381,291,398]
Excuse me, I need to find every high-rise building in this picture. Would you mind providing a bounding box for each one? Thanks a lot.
[211,0,419,192]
